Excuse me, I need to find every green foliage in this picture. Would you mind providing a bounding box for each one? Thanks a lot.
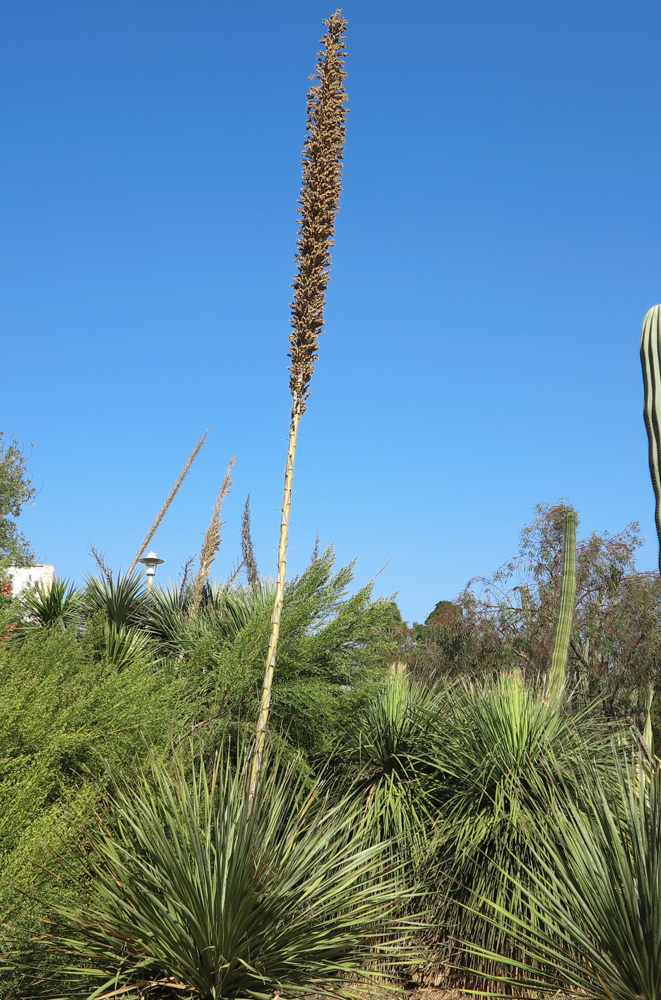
[413,503,661,732]
[410,597,508,685]
[462,758,661,1000]
[339,671,445,850]
[102,620,156,669]
[17,578,84,633]
[82,573,147,628]
[0,626,194,997]
[50,747,417,1000]
[421,672,620,982]
[0,545,402,994]
[158,582,275,661]
[0,432,36,565]
[194,549,400,757]
[641,304,661,573]
[73,553,397,758]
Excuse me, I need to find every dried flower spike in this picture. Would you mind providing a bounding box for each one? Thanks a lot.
[289,9,348,412]
[250,11,348,799]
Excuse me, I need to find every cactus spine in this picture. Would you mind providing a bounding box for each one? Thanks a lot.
[546,508,577,706]
[641,305,661,572]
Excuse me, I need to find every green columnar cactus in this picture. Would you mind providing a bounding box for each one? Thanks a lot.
[641,307,661,751]
[546,508,577,705]
[641,305,661,573]
[643,684,655,757]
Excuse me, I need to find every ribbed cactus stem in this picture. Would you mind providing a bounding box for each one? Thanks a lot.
[643,683,655,758]
[546,509,577,706]
[641,305,661,573]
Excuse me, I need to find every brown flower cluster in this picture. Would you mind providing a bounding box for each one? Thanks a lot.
[190,456,235,609]
[288,10,348,412]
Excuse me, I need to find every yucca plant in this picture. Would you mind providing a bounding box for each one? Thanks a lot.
[422,672,619,982]
[82,572,147,629]
[103,621,155,670]
[17,578,83,633]
[140,580,274,660]
[461,757,661,1000]
[139,581,189,653]
[342,671,445,851]
[198,582,273,640]
[250,10,348,796]
[49,747,417,1000]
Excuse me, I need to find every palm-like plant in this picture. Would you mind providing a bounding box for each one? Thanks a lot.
[52,748,417,1000]
[17,578,83,632]
[462,758,661,1000]
[139,581,189,653]
[83,573,147,629]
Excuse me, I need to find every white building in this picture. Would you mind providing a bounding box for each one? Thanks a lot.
[7,565,55,597]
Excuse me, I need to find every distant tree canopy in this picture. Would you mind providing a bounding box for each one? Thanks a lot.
[0,432,36,566]
[412,502,661,731]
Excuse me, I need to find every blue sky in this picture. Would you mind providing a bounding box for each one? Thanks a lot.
[3,0,661,623]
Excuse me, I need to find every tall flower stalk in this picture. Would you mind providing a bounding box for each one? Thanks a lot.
[249,10,348,798]
[241,494,259,587]
[128,428,209,575]
[190,456,235,611]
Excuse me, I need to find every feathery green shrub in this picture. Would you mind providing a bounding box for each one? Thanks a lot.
[0,626,193,997]
[196,549,400,758]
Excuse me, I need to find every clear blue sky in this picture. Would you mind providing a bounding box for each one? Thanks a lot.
[3,0,661,623]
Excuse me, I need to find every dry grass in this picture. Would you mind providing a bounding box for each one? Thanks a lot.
[89,542,113,583]
[241,494,259,586]
[190,456,235,609]
[128,428,209,575]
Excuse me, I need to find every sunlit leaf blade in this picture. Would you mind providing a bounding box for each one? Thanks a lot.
[460,757,661,1000]
[50,746,419,1000]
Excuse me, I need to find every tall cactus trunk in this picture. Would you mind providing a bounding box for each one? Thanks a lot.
[248,12,348,802]
[641,305,661,573]
[640,305,661,751]
[546,509,577,706]
[643,683,655,758]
